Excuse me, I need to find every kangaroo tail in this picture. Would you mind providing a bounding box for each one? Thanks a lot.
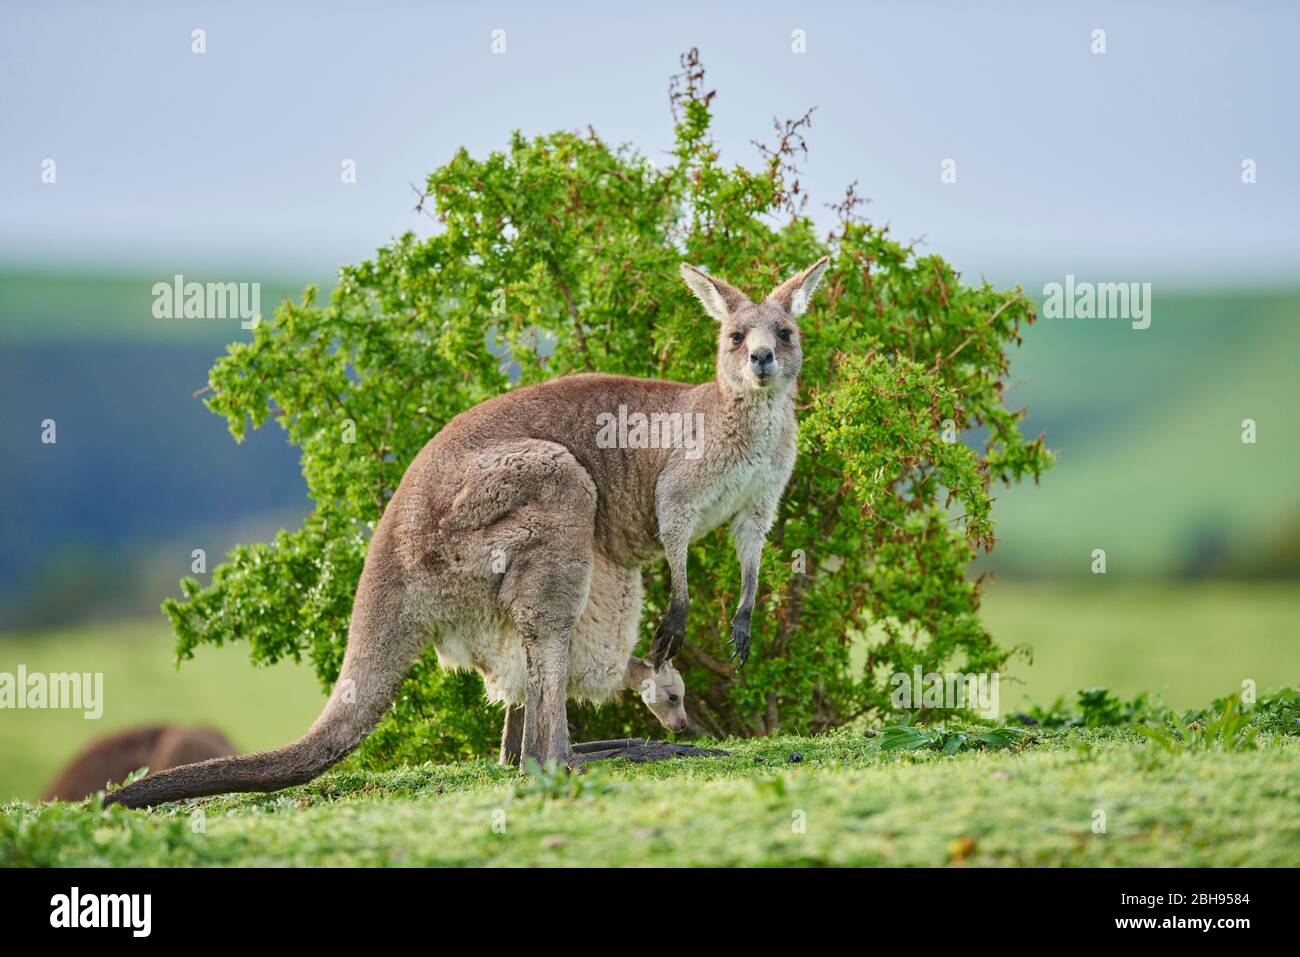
[105,575,423,809]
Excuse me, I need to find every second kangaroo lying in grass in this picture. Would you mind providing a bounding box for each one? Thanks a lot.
[44,725,236,802]
[106,256,828,808]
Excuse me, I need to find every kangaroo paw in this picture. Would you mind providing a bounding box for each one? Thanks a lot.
[649,608,687,668]
[728,611,752,669]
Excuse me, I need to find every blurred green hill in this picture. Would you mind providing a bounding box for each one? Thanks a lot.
[0,268,322,345]
[0,268,324,628]
[2,268,1297,632]
[986,286,1300,579]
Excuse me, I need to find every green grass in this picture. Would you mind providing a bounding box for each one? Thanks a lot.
[980,580,1300,712]
[3,585,1297,867]
[3,728,1297,866]
[0,619,324,802]
[4,580,1298,805]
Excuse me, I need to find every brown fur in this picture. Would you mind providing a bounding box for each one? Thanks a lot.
[105,258,829,808]
[43,725,236,802]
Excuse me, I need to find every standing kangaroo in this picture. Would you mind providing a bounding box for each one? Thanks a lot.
[105,257,829,808]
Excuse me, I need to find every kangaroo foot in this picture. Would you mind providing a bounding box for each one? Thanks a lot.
[571,741,730,764]
[570,738,646,754]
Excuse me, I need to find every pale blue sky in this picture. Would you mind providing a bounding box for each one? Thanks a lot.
[3,0,1297,286]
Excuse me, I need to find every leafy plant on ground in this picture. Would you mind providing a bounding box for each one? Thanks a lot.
[1186,686,1300,737]
[1017,685,1298,742]
[1016,688,1172,730]
[515,759,605,802]
[162,50,1051,765]
[878,715,1033,754]
[1135,694,1258,754]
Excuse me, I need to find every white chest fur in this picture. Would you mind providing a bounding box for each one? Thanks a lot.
[690,395,791,540]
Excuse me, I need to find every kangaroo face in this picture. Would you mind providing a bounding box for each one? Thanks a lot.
[679,258,829,396]
[639,661,688,733]
[719,301,802,394]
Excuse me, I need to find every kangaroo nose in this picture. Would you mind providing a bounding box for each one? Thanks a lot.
[750,349,774,367]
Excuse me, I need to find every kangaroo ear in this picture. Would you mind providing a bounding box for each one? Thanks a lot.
[680,263,750,323]
[766,256,830,317]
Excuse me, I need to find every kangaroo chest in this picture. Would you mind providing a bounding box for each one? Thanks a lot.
[689,407,789,540]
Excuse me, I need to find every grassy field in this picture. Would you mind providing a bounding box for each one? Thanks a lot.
[2,580,1298,804]
[0,619,323,803]
[980,580,1300,713]
[3,727,1297,867]
[2,581,1297,866]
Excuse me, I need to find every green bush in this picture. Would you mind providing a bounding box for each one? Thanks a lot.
[164,51,1051,766]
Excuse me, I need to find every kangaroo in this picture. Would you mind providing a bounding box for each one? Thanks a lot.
[44,725,236,802]
[105,257,828,808]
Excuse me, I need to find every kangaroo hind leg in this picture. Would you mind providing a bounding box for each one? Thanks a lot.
[499,705,524,766]
[479,439,596,769]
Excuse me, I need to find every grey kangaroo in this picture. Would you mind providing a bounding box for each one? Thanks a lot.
[106,257,828,808]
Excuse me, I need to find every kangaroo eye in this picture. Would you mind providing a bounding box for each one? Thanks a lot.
[730,332,744,345]
[667,694,680,704]
[778,328,792,342]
